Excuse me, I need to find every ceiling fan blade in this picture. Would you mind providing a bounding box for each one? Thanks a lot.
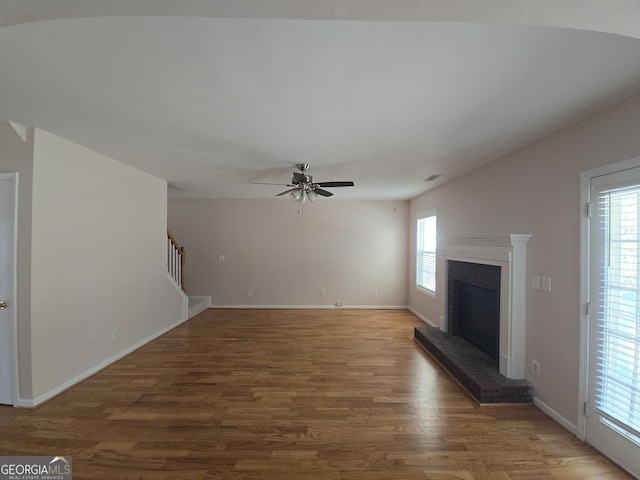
[316,181,354,188]
[250,182,293,186]
[314,188,333,197]
[276,188,297,197]
[292,172,307,184]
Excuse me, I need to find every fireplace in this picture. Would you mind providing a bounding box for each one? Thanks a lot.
[448,261,501,362]
[441,234,531,379]
[414,235,532,402]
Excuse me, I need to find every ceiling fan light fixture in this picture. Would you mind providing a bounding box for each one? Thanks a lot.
[289,190,302,201]
[307,190,318,202]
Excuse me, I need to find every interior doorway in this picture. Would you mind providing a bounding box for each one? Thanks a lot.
[0,173,17,405]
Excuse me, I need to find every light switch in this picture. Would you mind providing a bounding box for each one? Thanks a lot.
[541,276,551,292]
[218,255,225,261]
[532,275,541,290]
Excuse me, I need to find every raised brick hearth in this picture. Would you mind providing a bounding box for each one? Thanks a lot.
[414,326,533,404]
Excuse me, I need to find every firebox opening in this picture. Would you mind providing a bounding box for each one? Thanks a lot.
[455,281,499,360]
[447,260,501,366]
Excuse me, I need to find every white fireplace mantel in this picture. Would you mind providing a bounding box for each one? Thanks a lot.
[441,234,532,379]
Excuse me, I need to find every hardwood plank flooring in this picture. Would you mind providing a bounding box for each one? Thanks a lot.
[0,309,631,479]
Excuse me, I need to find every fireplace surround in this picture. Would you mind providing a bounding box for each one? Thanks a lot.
[441,234,532,379]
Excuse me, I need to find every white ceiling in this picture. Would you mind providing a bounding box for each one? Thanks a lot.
[2,3,640,200]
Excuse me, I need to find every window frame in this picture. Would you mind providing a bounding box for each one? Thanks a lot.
[576,159,640,477]
[416,210,437,297]
[593,183,640,437]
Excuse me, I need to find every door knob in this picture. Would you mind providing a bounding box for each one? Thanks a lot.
[0,301,7,309]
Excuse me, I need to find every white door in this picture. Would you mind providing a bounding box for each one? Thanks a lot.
[586,166,640,476]
[0,173,16,405]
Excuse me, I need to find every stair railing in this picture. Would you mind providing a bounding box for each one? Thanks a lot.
[167,229,186,291]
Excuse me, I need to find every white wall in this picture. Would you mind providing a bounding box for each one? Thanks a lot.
[168,198,409,308]
[409,90,640,427]
[29,129,184,403]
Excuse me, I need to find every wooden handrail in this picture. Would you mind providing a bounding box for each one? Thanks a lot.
[167,229,186,291]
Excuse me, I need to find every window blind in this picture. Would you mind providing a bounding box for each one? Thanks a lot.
[595,185,640,440]
[417,215,436,293]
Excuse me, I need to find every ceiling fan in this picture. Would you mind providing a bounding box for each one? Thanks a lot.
[254,163,355,207]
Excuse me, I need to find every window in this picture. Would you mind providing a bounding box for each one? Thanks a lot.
[417,213,437,294]
[581,160,640,474]
[595,183,640,439]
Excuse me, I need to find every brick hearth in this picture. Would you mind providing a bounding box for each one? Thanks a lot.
[415,326,533,404]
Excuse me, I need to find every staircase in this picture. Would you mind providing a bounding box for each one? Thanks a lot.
[167,229,185,291]
[167,229,210,319]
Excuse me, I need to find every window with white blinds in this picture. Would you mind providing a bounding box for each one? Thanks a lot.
[416,214,436,294]
[595,184,640,440]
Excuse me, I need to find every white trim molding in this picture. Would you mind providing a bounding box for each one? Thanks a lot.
[209,304,409,310]
[408,307,437,327]
[534,397,578,436]
[188,296,211,318]
[441,234,532,380]
[0,173,19,406]
[578,155,640,441]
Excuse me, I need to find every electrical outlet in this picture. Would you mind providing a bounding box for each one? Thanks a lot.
[320,289,326,297]
[531,359,540,376]
[247,289,253,297]
[373,290,378,297]
[112,328,118,339]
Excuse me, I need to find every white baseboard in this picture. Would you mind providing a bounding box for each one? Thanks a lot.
[17,315,190,408]
[533,397,577,436]
[167,273,189,322]
[407,307,438,327]
[188,296,211,318]
[209,304,408,310]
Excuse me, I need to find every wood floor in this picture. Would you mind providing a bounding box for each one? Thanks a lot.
[0,309,631,479]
